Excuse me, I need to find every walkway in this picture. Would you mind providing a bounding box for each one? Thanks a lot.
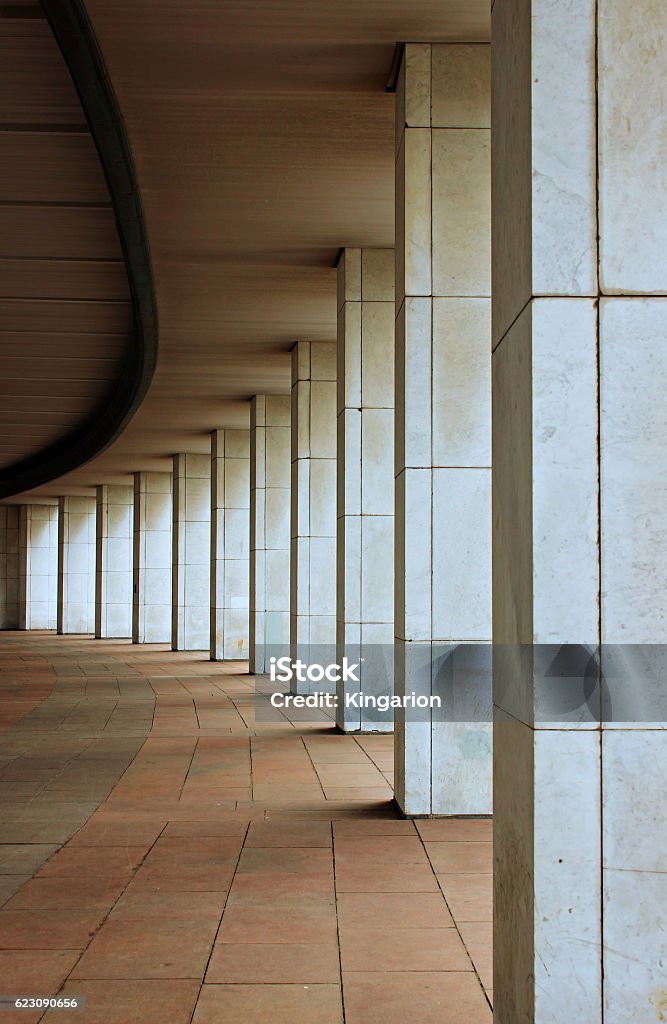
[0,633,492,1024]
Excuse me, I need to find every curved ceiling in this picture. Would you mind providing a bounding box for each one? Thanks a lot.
[4,0,489,504]
[0,0,148,497]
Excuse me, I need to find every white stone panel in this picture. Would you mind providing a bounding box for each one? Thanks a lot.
[360,302,394,407]
[172,452,211,651]
[432,130,491,297]
[600,299,667,644]
[133,472,172,644]
[431,721,492,816]
[532,298,600,644]
[401,129,432,298]
[360,514,393,625]
[432,298,491,468]
[431,44,490,128]
[432,469,492,641]
[533,729,602,1021]
[210,428,251,661]
[360,409,394,517]
[57,496,96,635]
[290,342,336,659]
[531,0,597,299]
[395,468,431,644]
[18,505,58,630]
[249,396,290,672]
[598,0,667,293]
[396,297,432,471]
[602,732,667,1024]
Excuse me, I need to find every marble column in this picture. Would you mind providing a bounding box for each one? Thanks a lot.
[132,471,172,644]
[210,429,250,661]
[492,2,667,1021]
[18,504,58,630]
[172,454,210,651]
[0,507,19,630]
[57,496,96,635]
[394,43,492,815]
[336,248,395,731]
[290,341,337,668]
[95,485,133,639]
[249,395,290,674]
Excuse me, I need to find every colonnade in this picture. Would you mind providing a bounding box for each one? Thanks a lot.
[0,20,665,1024]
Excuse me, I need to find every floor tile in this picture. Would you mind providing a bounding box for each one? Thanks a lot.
[111,890,226,921]
[206,941,340,983]
[334,835,426,862]
[436,873,493,922]
[163,820,249,838]
[228,871,335,905]
[237,846,332,873]
[192,983,343,1023]
[342,970,492,1024]
[71,916,219,979]
[339,925,470,972]
[41,980,200,1024]
[337,891,454,929]
[333,820,415,836]
[0,948,81,990]
[425,841,492,874]
[5,876,127,910]
[335,861,439,893]
[0,874,31,905]
[66,819,167,847]
[36,846,148,878]
[217,902,338,943]
[0,908,105,949]
[127,837,242,891]
[415,819,492,842]
[0,844,59,874]
[245,821,331,847]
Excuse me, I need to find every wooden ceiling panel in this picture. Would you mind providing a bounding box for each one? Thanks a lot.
[0,133,111,203]
[0,4,133,494]
[0,378,113,399]
[0,396,96,414]
[0,205,123,260]
[0,452,66,464]
[0,355,125,380]
[0,332,129,357]
[1,425,87,439]
[0,410,81,425]
[0,299,131,334]
[0,21,85,125]
[0,261,128,302]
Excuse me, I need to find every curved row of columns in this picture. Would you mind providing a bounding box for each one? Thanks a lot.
[0,18,665,1023]
[0,31,495,836]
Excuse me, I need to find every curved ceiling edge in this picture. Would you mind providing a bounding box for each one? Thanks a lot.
[0,0,158,500]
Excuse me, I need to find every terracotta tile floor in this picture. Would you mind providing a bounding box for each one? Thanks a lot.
[0,632,492,1023]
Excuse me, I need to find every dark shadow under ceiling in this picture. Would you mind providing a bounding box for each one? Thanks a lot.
[0,0,156,498]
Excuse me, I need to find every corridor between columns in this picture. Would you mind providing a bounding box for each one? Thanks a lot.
[0,633,491,1024]
[1,1,665,1021]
